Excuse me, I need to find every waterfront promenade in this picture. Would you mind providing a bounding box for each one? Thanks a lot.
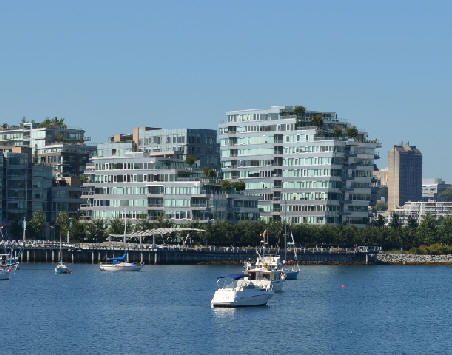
[1,240,376,265]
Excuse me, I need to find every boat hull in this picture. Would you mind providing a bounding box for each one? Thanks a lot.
[283,271,299,280]
[211,289,272,308]
[99,263,142,272]
[55,265,71,274]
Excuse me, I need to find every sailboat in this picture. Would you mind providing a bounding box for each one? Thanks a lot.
[99,215,142,271]
[281,232,300,280]
[280,202,300,280]
[55,232,71,274]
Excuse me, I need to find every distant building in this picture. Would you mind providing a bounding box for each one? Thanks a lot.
[50,177,84,222]
[373,168,388,187]
[422,178,451,201]
[386,201,452,226]
[388,143,422,211]
[219,106,380,226]
[0,120,93,177]
[132,127,219,169]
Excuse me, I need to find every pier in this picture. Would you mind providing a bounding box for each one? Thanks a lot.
[2,241,380,265]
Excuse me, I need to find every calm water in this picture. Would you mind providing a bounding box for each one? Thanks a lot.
[2,264,452,354]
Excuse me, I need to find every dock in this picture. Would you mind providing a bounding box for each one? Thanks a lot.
[2,241,380,265]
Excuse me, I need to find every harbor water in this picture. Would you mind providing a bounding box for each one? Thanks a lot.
[2,264,452,354]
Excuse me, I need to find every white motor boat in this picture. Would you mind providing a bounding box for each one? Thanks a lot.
[244,255,285,292]
[242,266,284,292]
[211,274,274,308]
[99,261,142,272]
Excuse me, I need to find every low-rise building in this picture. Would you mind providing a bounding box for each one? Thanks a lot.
[422,178,451,201]
[386,201,452,226]
[81,152,259,223]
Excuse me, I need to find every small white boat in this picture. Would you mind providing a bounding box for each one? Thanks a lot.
[55,233,71,274]
[99,261,142,272]
[55,262,72,274]
[211,274,273,308]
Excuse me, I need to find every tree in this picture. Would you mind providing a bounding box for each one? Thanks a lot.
[231,181,245,191]
[220,180,232,191]
[376,186,388,201]
[56,133,64,142]
[69,218,85,242]
[416,214,437,245]
[203,167,217,178]
[56,211,70,237]
[407,215,418,229]
[85,220,107,243]
[108,218,124,235]
[438,188,452,202]
[311,114,323,128]
[334,127,343,137]
[345,126,358,139]
[185,155,196,166]
[438,215,452,244]
[390,213,400,228]
[293,106,306,117]
[29,210,45,239]
[373,214,385,228]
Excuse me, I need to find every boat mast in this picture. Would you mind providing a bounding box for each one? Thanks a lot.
[123,212,127,247]
[59,228,62,264]
[284,199,287,262]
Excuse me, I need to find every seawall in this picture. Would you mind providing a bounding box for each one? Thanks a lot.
[376,253,452,265]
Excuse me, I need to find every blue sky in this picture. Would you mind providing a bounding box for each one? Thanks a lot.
[0,1,451,179]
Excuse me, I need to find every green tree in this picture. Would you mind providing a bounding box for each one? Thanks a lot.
[311,114,323,128]
[56,211,70,238]
[345,126,358,139]
[293,105,306,117]
[407,215,418,229]
[220,180,232,191]
[416,214,437,245]
[185,155,196,166]
[438,215,452,244]
[438,188,452,202]
[85,220,107,243]
[334,127,343,137]
[231,181,245,191]
[56,132,64,142]
[376,186,388,201]
[69,218,85,242]
[373,214,385,228]
[108,218,124,235]
[203,167,217,178]
[80,175,88,184]
[390,213,400,228]
[29,210,45,239]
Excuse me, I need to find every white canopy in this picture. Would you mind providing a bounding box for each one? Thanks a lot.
[109,227,206,240]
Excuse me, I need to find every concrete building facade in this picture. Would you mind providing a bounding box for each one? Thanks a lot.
[218,106,380,226]
[388,143,422,211]
[386,201,452,226]
[81,152,259,223]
